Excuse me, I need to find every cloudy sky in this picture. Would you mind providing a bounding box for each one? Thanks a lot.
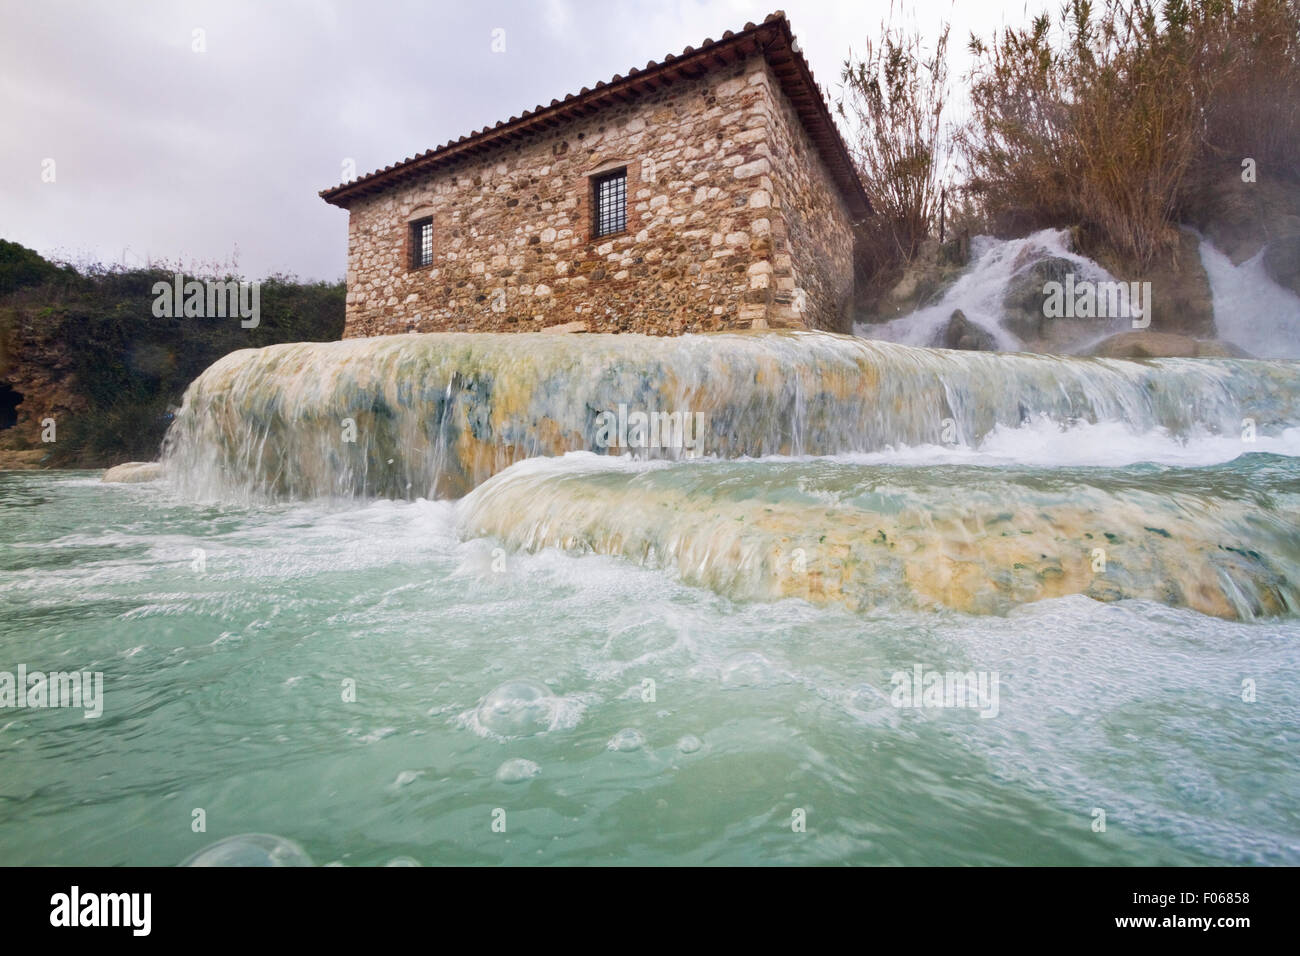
[1,0,1026,281]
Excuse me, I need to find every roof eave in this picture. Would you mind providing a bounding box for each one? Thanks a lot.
[320,13,871,217]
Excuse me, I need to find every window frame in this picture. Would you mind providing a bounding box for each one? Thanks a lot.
[410,216,434,270]
[590,167,628,240]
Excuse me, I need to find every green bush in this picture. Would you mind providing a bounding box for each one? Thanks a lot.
[1,248,344,467]
[0,239,78,296]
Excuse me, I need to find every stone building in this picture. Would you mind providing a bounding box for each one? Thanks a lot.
[321,11,871,338]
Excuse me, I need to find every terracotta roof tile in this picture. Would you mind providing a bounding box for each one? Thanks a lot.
[320,11,870,217]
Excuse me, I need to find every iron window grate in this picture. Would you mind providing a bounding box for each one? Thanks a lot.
[411,218,433,268]
[592,170,627,238]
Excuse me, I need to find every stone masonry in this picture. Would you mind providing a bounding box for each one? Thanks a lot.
[322,13,870,339]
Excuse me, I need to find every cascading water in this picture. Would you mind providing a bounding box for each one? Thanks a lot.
[7,329,1300,865]
[161,330,1300,501]
[151,330,1300,621]
[853,229,1132,352]
[1199,238,1300,359]
[456,449,1300,620]
[854,226,1300,361]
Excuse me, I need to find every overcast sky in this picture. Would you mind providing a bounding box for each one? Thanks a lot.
[0,0,1030,281]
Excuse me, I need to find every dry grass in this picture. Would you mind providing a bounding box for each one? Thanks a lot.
[958,0,1299,266]
[836,14,952,278]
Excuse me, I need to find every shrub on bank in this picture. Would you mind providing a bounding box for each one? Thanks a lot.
[960,0,1300,266]
[841,0,1299,289]
[0,241,344,467]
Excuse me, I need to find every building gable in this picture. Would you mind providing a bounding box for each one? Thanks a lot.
[321,12,869,219]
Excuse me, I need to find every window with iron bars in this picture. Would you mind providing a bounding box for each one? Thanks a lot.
[591,169,627,238]
[410,218,433,269]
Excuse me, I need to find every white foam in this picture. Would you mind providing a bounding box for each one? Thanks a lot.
[855,228,1126,350]
[820,418,1300,468]
[1199,237,1300,359]
[469,419,1300,481]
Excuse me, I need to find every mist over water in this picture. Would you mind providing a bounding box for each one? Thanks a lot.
[5,332,1300,865]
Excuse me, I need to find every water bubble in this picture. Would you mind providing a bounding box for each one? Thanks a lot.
[461,679,587,739]
[181,833,313,867]
[384,856,422,867]
[476,679,556,738]
[495,758,542,783]
[677,734,703,754]
[607,728,646,752]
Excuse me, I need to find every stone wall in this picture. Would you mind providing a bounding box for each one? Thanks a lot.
[339,53,857,338]
[760,62,858,333]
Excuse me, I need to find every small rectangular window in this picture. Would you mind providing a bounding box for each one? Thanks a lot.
[411,218,433,268]
[592,169,627,238]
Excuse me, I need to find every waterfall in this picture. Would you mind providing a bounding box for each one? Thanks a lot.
[161,330,1300,502]
[855,227,1300,361]
[1199,237,1300,360]
[853,228,1130,352]
[456,452,1300,621]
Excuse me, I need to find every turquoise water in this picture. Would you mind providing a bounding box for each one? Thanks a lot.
[2,465,1298,866]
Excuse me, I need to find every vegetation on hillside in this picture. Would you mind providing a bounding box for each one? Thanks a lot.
[0,239,344,467]
[840,0,1300,282]
[836,19,952,275]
